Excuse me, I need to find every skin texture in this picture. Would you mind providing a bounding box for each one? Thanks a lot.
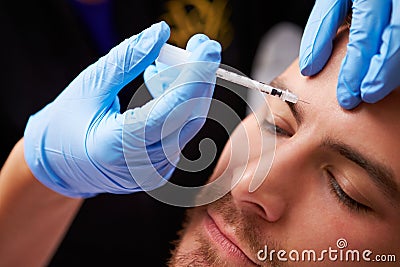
[0,139,83,267]
[168,28,400,266]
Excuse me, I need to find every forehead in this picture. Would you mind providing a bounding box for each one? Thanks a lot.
[267,28,400,186]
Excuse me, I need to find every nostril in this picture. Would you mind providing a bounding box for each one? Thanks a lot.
[243,198,285,223]
[243,201,268,221]
[254,202,268,221]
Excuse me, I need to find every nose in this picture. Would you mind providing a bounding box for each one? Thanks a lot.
[230,142,309,223]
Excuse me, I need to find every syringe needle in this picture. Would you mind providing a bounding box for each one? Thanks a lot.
[297,99,310,104]
[216,68,299,104]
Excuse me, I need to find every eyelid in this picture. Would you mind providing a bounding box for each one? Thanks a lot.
[268,98,299,130]
[262,117,292,138]
[331,169,374,208]
[325,168,372,213]
[272,114,295,136]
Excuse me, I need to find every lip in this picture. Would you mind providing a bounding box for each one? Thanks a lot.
[204,210,257,266]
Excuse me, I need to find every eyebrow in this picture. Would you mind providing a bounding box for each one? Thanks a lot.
[269,78,304,125]
[322,138,399,206]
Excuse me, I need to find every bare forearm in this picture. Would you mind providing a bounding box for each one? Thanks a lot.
[0,138,83,267]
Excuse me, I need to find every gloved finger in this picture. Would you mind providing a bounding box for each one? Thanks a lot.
[144,33,212,98]
[63,21,170,100]
[299,0,350,76]
[337,0,391,109]
[143,64,165,98]
[360,0,400,103]
[186,33,210,52]
[144,61,184,98]
[126,39,221,144]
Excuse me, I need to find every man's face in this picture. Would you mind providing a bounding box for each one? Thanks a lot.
[168,29,400,266]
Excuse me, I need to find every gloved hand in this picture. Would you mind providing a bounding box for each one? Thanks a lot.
[299,0,400,109]
[24,21,222,198]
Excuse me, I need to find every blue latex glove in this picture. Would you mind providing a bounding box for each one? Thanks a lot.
[144,34,214,97]
[299,0,400,109]
[24,21,221,198]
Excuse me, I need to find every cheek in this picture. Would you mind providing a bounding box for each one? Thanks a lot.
[171,209,206,256]
[285,182,397,256]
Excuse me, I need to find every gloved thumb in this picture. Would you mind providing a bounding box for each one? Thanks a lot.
[124,39,221,145]
[299,0,350,76]
[61,21,170,100]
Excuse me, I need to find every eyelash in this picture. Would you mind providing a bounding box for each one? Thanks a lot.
[263,119,371,214]
[326,169,371,213]
[262,119,292,137]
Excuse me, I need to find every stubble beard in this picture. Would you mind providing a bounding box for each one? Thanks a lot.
[166,192,283,267]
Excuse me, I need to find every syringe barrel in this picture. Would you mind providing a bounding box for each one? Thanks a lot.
[157,43,190,66]
[280,90,298,103]
[215,68,262,92]
[156,43,299,104]
[157,44,262,90]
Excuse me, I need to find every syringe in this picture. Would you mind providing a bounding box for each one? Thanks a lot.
[156,43,299,104]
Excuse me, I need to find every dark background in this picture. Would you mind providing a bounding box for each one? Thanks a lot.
[0,1,314,266]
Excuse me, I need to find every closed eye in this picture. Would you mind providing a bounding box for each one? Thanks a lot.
[262,118,293,138]
[325,168,372,213]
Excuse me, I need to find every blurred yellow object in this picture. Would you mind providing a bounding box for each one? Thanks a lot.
[161,0,233,50]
